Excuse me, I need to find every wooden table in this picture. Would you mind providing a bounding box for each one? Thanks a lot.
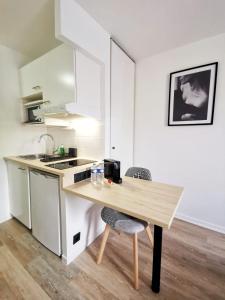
[64,176,184,293]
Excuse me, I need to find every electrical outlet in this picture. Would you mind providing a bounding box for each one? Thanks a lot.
[73,232,81,245]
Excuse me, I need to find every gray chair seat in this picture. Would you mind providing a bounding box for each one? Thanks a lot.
[98,167,153,289]
[101,207,148,234]
[101,167,151,234]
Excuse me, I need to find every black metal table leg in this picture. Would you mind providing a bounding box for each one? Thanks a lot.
[151,225,163,293]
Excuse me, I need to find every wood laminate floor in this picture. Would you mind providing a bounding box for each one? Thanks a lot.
[0,218,224,300]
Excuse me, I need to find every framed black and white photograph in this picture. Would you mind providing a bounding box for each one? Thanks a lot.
[168,62,218,126]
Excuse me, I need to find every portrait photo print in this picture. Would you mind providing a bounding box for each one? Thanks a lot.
[168,62,218,126]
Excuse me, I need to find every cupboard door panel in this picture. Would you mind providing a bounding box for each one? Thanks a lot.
[7,162,31,229]
[75,50,102,119]
[43,44,76,106]
[20,59,44,98]
[110,41,135,175]
[20,44,76,106]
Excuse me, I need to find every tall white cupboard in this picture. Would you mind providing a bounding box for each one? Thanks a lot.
[110,40,135,175]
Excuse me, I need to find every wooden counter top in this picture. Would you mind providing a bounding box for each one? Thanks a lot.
[64,176,184,229]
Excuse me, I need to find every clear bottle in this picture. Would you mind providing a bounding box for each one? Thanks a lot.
[91,164,97,184]
[96,163,104,184]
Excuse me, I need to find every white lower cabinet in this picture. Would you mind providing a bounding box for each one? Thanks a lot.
[7,161,31,229]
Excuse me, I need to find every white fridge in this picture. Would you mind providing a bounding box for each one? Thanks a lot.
[30,169,61,256]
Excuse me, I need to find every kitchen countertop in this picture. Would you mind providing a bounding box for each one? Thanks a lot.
[4,156,97,177]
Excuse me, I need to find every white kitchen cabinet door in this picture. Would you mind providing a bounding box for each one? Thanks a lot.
[20,44,102,120]
[20,57,44,98]
[75,50,102,120]
[43,44,76,106]
[110,41,135,175]
[20,44,76,106]
[7,161,31,229]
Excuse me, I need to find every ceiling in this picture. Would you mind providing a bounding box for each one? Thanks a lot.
[75,0,225,61]
[1,0,225,62]
[0,0,60,60]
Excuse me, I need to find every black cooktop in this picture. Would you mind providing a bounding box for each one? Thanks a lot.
[46,159,96,170]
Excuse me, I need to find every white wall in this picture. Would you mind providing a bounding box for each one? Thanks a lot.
[135,34,225,233]
[0,44,46,223]
[47,119,104,161]
[46,127,76,153]
[72,118,104,160]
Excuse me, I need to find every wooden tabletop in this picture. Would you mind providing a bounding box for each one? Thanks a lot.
[64,176,184,229]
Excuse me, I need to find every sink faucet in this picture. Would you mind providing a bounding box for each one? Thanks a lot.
[38,134,55,155]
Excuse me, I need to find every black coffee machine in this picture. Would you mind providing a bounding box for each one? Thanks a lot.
[104,159,122,184]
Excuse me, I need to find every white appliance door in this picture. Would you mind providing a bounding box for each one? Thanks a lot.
[30,170,61,256]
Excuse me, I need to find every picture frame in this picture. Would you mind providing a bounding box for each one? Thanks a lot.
[168,62,218,126]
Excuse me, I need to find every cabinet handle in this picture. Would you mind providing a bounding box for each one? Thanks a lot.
[18,167,26,171]
[31,170,40,176]
[32,85,41,90]
[44,174,58,180]
[112,146,115,150]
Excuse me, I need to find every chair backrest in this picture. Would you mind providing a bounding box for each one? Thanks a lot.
[125,167,152,181]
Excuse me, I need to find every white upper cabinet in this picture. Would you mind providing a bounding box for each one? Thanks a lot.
[19,44,102,120]
[42,45,75,106]
[73,50,102,119]
[20,44,76,106]
[20,57,45,98]
[110,41,135,175]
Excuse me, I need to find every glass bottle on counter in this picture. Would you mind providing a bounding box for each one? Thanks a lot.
[96,162,104,184]
[91,164,97,184]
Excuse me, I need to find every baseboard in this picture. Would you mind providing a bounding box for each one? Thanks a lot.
[61,254,68,265]
[0,215,11,225]
[176,213,225,234]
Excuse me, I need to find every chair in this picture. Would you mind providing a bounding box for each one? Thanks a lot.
[96,167,154,289]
